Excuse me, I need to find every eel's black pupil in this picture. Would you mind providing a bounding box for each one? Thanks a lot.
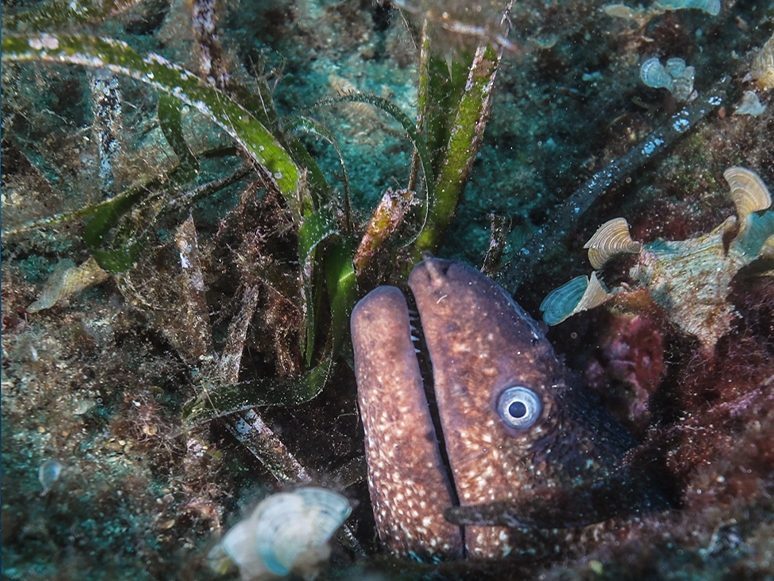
[509,401,527,419]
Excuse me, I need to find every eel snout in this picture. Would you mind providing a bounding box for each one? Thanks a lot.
[351,285,464,561]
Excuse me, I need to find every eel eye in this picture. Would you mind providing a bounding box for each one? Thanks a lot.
[497,386,542,430]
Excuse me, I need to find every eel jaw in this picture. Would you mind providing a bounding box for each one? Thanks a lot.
[351,285,464,561]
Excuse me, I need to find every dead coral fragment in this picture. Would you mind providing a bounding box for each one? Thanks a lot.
[28,257,110,313]
[543,168,774,352]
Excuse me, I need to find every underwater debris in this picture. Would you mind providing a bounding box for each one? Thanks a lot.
[174,216,214,362]
[38,459,63,496]
[392,0,513,50]
[28,257,111,313]
[543,168,774,351]
[353,188,414,277]
[750,34,774,90]
[735,91,767,116]
[90,68,124,194]
[654,0,720,16]
[190,0,229,89]
[640,57,696,102]
[208,488,351,581]
[601,3,662,24]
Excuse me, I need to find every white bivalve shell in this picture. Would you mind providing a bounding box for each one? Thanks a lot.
[209,488,352,581]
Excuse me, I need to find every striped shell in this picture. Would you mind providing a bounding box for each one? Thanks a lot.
[670,63,695,101]
[750,34,774,90]
[640,58,673,92]
[665,57,686,78]
[540,272,611,326]
[584,217,642,269]
[210,488,351,580]
[723,167,772,224]
[656,0,720,15]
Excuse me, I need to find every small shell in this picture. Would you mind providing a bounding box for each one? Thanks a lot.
[734,91,767,116]
[584,217,642,269]
[640,57,673,92]
[540,272,612,326]
[656,0,720,16]
[39,459,63,496]
[671,64,695,102]
[665,57,686,78]
[723,167,772,224]
[750,34,774,90]
[211,488,351,581]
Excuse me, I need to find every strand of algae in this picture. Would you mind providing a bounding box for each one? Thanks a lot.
[3,0,145,31]
[2,34,300,204]
[498,74,732,293]
[413,43,502,258]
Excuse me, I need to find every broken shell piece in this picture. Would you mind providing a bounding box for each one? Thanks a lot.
[28,257,110,313]
[750,34,774,90]
[584,218,642,269]
[655,0,720,16]
[735,91,767,116]
[209,488,351,581]
[723,167,772,225]
[540,272,612,326]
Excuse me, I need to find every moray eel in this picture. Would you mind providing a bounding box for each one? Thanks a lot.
[351,255,666,561]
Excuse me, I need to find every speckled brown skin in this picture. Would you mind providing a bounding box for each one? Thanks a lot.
[351,286,464,561]
[353,256,654,561]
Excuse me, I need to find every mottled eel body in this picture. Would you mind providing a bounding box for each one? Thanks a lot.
[351,256,665,561]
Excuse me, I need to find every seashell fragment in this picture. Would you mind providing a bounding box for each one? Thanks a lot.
[734,91,767,116]
[655,0,720,16]
[540,272,612,326]
[750,34,774,90]
[584,217,642,269]
[640,58,674,92]
[723,167,772,224]
[28,257,111,313]
[209,488,351,581]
